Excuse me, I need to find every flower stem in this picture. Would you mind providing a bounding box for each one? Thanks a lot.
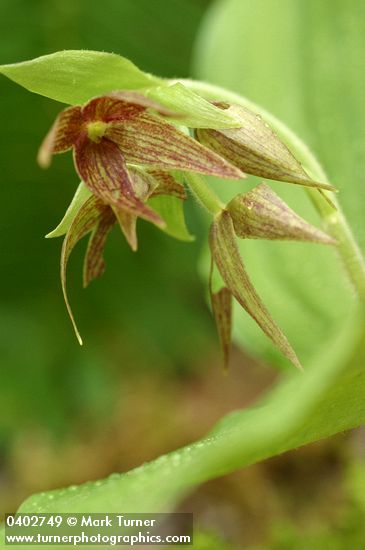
[185,172,224,216]
[176,79,365,300]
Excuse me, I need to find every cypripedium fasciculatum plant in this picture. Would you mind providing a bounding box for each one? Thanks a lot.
[3,50,358,371]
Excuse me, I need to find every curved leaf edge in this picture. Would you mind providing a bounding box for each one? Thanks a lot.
[0,308,361,537]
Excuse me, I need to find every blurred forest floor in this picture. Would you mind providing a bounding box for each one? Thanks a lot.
[2,345,364,547]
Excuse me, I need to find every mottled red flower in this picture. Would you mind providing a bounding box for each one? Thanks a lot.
[38,91,243,227]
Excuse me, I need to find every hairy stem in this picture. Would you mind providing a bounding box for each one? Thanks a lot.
[185,172,224,215]
[175,79,365,300]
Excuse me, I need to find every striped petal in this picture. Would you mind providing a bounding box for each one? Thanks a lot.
[61,196,109,344]
[38,105,82,168]
[83,208,116,287]
[148,170,187,200]
[82,92,179,123]
[82,95,145,123]
[211,287,233,371]
[73,136,164,228]
[112,207,138,252]
[209,257,233,371]
[105,113,243,179]
[210,211,302,370]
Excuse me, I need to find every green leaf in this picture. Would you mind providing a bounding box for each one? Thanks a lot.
[2,308,364,549]
[145,83,242,128]
[193,0,359,368]
[148,195,194,242]
[46,182,91,238]
[0,50,162,105]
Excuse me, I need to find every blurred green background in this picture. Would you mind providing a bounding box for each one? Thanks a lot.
[0,0,216,513]
[1,1,365,547]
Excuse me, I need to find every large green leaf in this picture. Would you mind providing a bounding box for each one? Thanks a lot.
[1,309,364,548]
[0,50,162,105]
[0,53,242,130]
[193,0,364,368]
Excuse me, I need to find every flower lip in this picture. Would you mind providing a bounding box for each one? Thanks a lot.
[86,120,108,143]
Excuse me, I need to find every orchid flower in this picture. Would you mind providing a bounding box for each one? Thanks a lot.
[37,92,336,369]
[38,91,243,229]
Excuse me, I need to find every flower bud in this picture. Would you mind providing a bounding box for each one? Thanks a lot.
[196,104,335,191]
[227,183,336,244]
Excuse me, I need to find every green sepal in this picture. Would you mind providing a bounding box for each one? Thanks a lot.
[148,195,194,242]
[46,182,91,238]
[145,83,242,129]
